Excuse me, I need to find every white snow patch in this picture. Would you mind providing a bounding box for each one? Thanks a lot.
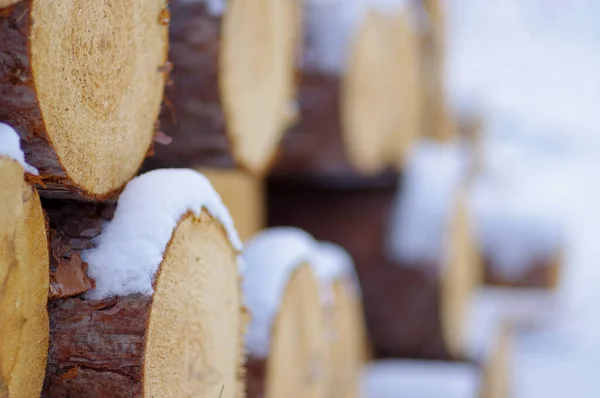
[465,287,557,361]
[311,241,361,306]
[387,139,468,265]
[469,175,564,280]
[242,227,318,357]
[361,360,481,398]
[177,0,225,16]
[83,169,242,300]
[0,123,38,175]
[302,0,413,74]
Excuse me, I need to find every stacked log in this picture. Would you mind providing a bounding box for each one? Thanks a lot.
[0,125,49,398]
[269,140,478,360]
[0,0,168,200]
[243,228,329,398]
[148,0,300,174]
[199,168,265,241]
[311,241,367,398]
[273,0,422,179]
[42,169,246,397]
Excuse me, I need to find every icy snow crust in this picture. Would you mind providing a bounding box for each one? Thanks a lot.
[361,360,481,398]
[388,139,467,265]
[0,123,39,175]
[303,0,412,74]
[242,227,317,357]
[83,169,242,300]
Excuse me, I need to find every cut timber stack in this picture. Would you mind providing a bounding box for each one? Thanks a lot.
[149,0,299,174]
[273,0,422,179]
[419,0,458,141]
[42,170,246,398]
[199,168,264,241]
[243,228,329,398]
[268,140,479,360]
[0,127,49,398]
[0,0,168,200]
[311,241,367,398]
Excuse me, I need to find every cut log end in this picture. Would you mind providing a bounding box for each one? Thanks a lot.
[342,10,421,174]
[220,0,298,174]
[441,193,480,357]
[0,0,168,199]
[0,158,49,398]
[251,264,328,398]
[329,281,366,398]
[44,211,245,397]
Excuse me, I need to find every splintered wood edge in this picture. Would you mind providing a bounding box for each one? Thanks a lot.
[220,0,298,175]
[0,158,24,289]
[265,264,328,398]
[143,210,245,397]
[29,0,167,196]
[196,168,265,242]
[441,192,480,357]
[0,162,49,398]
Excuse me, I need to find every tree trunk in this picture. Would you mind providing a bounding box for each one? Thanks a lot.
[267,177,478,360]
[0,157,49,398]
[272,5,421,179]
[198,168,264,241]
[148,0,298,175]
[245,264,328,398]
[42,210,245,398]
[0,0,168,200]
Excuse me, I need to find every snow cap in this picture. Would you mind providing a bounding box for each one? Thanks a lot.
[0,123,39,175]
[83,168,242,300]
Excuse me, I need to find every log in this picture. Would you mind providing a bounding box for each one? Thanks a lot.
[0,155,49,398]
[199,168,264,241]
[243,228,329,398]
[483,253,562,289]
[0,1,168,200]
[272,1,422,178]
[267,144,478,360]
[312,242,367,398]
[418,0,457,141]
[148,0,299,175]
[42,169,245,397]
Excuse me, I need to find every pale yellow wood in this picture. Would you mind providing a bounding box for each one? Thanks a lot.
[266,265,328,398]
[144,211,245,397]
[199,168,264,241]
[0,158,49,398]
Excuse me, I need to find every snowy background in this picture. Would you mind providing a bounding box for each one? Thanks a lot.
[445,0,600,396]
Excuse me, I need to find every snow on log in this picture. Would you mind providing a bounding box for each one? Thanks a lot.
[0,2,168,200]
[148,0,299,175]
[0,127,49,398]
[42,169,245,398]
[361,360,481,398]
[268,140,479,360]
[470,176,564,289]
[273,0,422,178]
[199,168,264,241]
[312,242,367,398]
[243,228,329,398]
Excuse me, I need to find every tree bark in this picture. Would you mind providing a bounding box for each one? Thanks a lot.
[149,0,297,175]
[0,0,167,200]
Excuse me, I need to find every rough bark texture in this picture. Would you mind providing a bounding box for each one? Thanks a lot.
[245,357,267,398]
[43,200,115,299]
[146,0,233,170]
[272,73,361,179]
[267,177,456,360]
[42,294,152,398]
